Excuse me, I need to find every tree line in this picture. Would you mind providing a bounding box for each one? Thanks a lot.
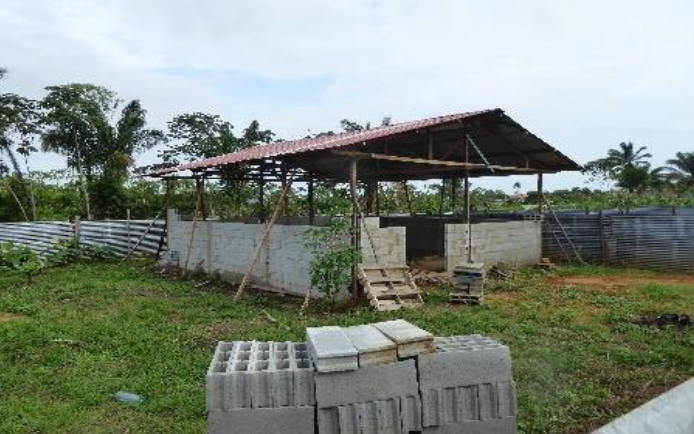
[1,67,693,222]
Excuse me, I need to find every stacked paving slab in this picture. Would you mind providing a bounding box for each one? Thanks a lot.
[206,320,517,434]
[450,263,486,304]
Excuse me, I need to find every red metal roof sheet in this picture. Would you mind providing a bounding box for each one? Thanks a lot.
[151,109,497,175]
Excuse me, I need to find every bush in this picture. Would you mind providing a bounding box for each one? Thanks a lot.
[46,239,118,265]
[303,219,361,301]
[0,242,44,283]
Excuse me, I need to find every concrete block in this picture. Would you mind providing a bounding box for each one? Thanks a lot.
[372,320,435,358]
[206,341,315,411]
[421,381,518,427]
[422,417,518,434]
[418,340,512,390]
[208,406,315,434]
[344,325,397,367]
[307,326,359,373]
[317,395,421,434]
[316,360,418,408]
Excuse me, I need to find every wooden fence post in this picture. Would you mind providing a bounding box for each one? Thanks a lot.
[74,216,81,247]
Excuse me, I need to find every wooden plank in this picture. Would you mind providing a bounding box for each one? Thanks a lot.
[332,150,549,173]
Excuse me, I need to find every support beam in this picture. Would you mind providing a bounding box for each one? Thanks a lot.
[308,174,315,225]
[332,150,549,173]
[349,159,360,299]
[537,173,544,215]
[465,136,473,264]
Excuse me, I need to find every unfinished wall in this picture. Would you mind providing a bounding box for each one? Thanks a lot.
[445,220,542,272]
[360,217,407,266]
[164,212,408,297]
[165,210,316,296]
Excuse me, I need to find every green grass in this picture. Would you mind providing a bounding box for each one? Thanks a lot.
[1,261,692,434]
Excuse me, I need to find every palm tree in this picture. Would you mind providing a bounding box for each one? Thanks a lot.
[605,142,652,168]
[665,151,694,189]
[616,164,665,193]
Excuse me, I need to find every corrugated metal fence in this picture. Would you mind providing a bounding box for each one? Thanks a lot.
[543,214,694,271]
[0,219,166,258]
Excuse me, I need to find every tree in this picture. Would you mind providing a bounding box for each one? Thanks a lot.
[585,141,653,181]
[160,113,273,164]
[616,164,665,193]
[0,69,41,220]
[665,151,694,189]
[42,84,163,219]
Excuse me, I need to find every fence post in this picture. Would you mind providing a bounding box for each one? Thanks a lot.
[126,209,131,253]
[74,216,81,247]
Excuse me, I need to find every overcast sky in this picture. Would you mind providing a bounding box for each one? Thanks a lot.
[2,0,693,192]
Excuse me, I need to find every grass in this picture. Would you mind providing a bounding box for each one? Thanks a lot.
[0,261,692,434]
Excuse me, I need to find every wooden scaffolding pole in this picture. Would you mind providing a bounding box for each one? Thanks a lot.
[465,137,473,264]
[537,173,544,215]
[308,174,315,225]
[234,177,294,300]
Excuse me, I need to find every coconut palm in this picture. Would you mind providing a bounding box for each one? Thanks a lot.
[605,142,652,169]
[665,151,694,189]
[616,164,666,193]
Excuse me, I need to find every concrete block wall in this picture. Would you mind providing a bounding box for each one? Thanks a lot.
[360,217,407,266]
[445,220,541,272]
[166,210,318,296]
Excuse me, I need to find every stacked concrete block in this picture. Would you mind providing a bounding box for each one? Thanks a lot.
[316,360,422,434]
[307,326,359,373]
[372,319,435,358]
[343,325,397,367]
[206,341,316,434]
[450,263,485,304]
[418,335,518,434]
[360,217,407,267]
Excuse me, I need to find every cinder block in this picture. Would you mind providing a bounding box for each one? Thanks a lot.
[307,326,359,373]
[206,341,315,411]
[372,320,434,358]
[421,381,517,427]
[418,339,512,390]
[315,360,418,408]
[344,325,397,367]
[208,406,315,434]
[422,417,518,434]
[318,395,421,434]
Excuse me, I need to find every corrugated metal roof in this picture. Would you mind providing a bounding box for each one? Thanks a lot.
[151,109,497,175]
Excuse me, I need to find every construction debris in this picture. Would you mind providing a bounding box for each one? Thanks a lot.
[450,262,485,304]
[206,320,518,434]
[409,268,450,285]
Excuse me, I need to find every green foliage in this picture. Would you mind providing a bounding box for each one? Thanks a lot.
[46,239,118,266]
[0,242,43,282]
[304,219,361,300]
[666,151,694,189]
[161,113,273,165]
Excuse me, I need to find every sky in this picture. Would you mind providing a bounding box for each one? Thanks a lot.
[1,0,693,192]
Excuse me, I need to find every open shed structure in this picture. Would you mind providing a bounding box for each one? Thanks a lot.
[150,109,580,299]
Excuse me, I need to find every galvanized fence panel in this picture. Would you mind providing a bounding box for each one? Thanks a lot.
[543,214,694,271]
[542,215,604,263]
[0,220,165,258]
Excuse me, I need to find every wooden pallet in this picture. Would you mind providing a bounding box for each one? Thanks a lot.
[357,264,425,312]
[449,293,483,304]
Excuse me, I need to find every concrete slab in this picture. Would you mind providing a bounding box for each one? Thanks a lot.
[372,320,435,358]
[207,406,315,434]
[344,325,397,367]
[306,326,359,373]
[315,360,418,408]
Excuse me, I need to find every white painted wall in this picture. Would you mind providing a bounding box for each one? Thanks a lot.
[445,220,542,272]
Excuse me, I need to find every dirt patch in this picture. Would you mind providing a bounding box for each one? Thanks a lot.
[548,274,694,292]
[0,312,27,323]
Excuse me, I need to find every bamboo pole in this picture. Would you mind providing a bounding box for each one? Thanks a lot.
[234,177,294,300]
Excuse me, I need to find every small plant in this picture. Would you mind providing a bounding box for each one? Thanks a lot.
[0,242,44,283]
[303,219,362,301]
[47,239,118,265]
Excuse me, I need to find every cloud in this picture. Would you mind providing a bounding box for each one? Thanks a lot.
[1,0,693,191]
